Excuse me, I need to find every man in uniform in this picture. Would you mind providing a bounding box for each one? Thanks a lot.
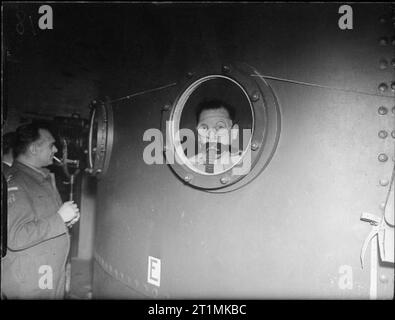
[1,123,80,299]
[188,100,242,174]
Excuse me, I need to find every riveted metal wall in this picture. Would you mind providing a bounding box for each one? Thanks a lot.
[92,3,394,298]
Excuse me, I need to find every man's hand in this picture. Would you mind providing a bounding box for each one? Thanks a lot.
[57,201,79,223]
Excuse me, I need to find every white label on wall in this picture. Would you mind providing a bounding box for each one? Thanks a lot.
[147,256,161,287]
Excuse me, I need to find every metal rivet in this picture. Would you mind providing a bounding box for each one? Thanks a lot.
[379,274,389,283]
[379,16,386,24]
[251,142,259,151]
[184,175,192,182]
[379,59,388,69]
[96,169,102,173]
[378,153,388,162]
[391,130,395,139]
[222,65,231,73]
[220,176,230,184]
[162,103,171,111]
[378,130,388,139]
[379,179,389,186]
[378,83,388,92]
[378,106,388,115]
[379,37,388,46]
[250,91,260,102]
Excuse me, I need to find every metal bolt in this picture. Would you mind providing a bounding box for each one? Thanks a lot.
[379,179,389,186]
[251,91,260,102]
[378,83,388,92]
[251,142,259,151]
[378,130,388,139]
[378,106,388,115]
[162,103,171,111]
[392,130,395,139]
[379,37,388,46]
[184,175,192,182]
[222,65,231,74]
[378,153,388,162]
[379,274,389,284]
[379,59,388,69]
[220,176,230,184]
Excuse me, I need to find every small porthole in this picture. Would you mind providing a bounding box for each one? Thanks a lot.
[176,75,253,176]
[165,63,281,192]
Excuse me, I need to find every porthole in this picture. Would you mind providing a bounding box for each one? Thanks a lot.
[163,63,281,192]
[87,99,114,177]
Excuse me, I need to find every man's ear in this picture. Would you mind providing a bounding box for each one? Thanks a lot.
[28,143,37,155]
[231,124,239,140]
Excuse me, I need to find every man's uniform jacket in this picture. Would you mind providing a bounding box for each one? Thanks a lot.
[1,161,70,299]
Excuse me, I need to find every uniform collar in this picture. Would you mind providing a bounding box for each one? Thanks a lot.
[13,160,52,181]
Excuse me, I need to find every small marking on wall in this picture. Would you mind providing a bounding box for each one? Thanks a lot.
[338,265,353,290]
[147,256,161,287]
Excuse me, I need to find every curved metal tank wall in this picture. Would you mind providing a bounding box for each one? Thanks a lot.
[92,3,394,298]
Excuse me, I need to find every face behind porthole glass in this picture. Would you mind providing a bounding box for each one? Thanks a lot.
[178,77,253,175]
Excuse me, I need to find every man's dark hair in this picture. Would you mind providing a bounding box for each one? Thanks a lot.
[195,99,236,123]
[13,123,51,157]
[3,132,17,155]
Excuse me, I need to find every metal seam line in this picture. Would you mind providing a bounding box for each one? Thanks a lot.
[251,74,394,98]
[94,252,153,298]
[109,82,177,103]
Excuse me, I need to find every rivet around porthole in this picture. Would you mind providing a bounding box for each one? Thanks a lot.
[379,179,389,186]
[378,83,388,92]
[378,153,388,162]
[222,65,231,74]
[162,103,171,111]
[220,176,230,184]
[378,130,388,138]
[250,91,260,102]
[251,142,259,151]
[379,59,388,69]
[378,106,388,115]
[184,175,192,182]
[379,37,388,46]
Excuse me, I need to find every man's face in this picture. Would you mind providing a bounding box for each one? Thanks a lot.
[197,107,233,146]
[33,129,58,167]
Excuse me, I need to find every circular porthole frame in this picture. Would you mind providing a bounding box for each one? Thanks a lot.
[87,98,114,177]
[163,62,281,192]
